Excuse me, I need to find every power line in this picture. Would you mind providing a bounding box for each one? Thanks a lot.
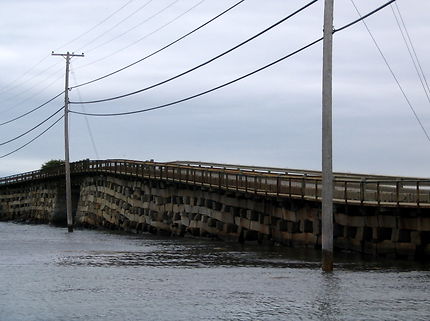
[0,0,396,160]
[79,0,155,51]
[70,38,322,117]
[0,73,64,116]
[86,0,180,54]
[0,56,51,95]
[391,3,430,103]
[79,0,210,69]
[69,0,395,117]
[71,0,245,89]
[350,0,430,143]
[57,0,135,50]
[0,0,135,95]
[0,91,64,126]
[0,63,61,102]
[70,69,100,159]
[70,0,319,104]
[0,2,136,110]
[0,106,63,146]
[0,115,64,159]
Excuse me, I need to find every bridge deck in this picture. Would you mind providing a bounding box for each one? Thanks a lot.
[0,159,429,208]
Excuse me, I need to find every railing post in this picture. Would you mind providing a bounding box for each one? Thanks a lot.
[377,182,381,206]
[344,181,348,205]
[222,167,226,189]
[396,180,400,206]
[301,174,307,199]
[360,178,365,205]
[265,177,268,196]
[417,181,420,207]
[236,174,239,191]
[245,175,248,193]
[288,177,292,198]
[315,179,318,200]
[218,171,222,190]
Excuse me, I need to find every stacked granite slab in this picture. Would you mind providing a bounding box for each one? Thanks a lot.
[75,175,430,259]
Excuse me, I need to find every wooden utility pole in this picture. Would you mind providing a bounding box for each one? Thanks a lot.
[322,0,334,272]
[51,51,84,233]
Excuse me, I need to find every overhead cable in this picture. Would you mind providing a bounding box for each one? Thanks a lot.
[1,73,64,116]
[75,0,209,71]
[0,64,61,102]
[0,91,64,126]
[0,115,64,159]
[71,69,100,159]
[58,0,135,50]
[71,0,245,89]
[70,0,319,104]
[390,3,430,103]
[394,2,430,96]
[0,0,135,95]
[86,0,180,54]
[0,56,51,95]
[80,0,155,51]
[70,0,395,117]
[350,0,430,143]
[0,106,64,146]
[70,38,322,117]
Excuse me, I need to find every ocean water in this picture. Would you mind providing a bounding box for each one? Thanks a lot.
[0,222,429,321]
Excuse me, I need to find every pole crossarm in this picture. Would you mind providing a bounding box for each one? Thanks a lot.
[51,52,84,57]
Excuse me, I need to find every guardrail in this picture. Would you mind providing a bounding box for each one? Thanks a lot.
[0,159,429,208]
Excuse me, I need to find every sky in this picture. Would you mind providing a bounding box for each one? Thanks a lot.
[0,0,429,178]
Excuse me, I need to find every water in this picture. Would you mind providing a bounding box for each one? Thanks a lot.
[0,222,429,321]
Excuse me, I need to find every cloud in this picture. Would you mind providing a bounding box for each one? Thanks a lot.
[0,0,429,178]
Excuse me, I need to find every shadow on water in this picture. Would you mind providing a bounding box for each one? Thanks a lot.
[57,245,321,269]
[55,229,430,272]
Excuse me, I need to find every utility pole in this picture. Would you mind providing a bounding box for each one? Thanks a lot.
[51,51,84,233]
[322,0,334,272]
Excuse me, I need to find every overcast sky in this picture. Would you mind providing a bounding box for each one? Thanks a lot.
[0,0,429,177]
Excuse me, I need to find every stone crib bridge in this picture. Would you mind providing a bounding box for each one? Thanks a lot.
[0,159,429,259]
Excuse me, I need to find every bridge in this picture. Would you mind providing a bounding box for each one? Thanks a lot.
[0,159,429,259]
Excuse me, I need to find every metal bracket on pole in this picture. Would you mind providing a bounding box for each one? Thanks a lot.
[51,51,84,233]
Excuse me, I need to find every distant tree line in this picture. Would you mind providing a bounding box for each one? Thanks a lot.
[40,159,64,172]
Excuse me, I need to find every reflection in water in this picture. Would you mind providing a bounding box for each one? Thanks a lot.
[58,247,322,269]
[317,273,341,321]
[0,222,429,321]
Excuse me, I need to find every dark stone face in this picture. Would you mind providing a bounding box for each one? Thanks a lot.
[0,160,429,261]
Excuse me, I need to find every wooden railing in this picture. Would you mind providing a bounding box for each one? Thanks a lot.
[0,159,429,208]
